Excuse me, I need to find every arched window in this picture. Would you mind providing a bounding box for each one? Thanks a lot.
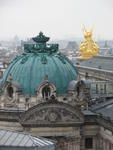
[42,85,51,99]
[7,86,13,98]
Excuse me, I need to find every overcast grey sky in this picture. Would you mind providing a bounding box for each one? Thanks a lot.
[0,0,113,40]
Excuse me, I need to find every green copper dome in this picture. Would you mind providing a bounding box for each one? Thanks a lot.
[2,32,78,95]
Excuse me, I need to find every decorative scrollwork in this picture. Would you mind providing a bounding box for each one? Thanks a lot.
[21,55,29,64]
[20,102,84,126]
[41,55,47,64]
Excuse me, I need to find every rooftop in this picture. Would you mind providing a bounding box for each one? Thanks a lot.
[91,98,113,120]
[0,128,55,149]
[76,55,113,71]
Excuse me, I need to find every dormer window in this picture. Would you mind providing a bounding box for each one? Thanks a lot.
[37,77,56,101]
[42,85,51,99]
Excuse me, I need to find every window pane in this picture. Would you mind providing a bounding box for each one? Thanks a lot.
[85,138,93,149]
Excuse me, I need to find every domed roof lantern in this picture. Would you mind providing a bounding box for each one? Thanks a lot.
[32,32,50,43]
[24,32,58,54]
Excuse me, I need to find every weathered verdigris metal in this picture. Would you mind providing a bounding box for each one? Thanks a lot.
[2,32,78,95]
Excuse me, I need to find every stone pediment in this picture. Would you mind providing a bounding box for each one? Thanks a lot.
[20,102,84,127]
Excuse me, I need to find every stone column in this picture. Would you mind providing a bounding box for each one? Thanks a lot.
[67,137,81,150]
[103,139,106,150]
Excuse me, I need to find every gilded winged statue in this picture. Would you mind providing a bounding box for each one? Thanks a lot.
[80,26,99,59]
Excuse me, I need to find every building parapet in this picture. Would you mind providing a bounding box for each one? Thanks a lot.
[75,65,113,81]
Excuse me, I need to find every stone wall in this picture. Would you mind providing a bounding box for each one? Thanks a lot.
[99,127,113,150]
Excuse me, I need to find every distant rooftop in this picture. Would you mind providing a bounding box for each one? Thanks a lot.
[73,55,113,71]
[91,98,113,120]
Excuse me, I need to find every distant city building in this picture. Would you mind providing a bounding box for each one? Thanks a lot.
[98,40,113,56]
[65,41,78,51]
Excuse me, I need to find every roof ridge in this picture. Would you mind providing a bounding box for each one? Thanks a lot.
[28,134,37,146]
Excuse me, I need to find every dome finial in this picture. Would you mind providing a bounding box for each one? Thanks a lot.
[39,31,43,36]
[32,32,50,43]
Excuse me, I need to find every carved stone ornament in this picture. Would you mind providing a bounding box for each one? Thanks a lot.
[3,76,22,107]
[74,80,91,106]
[20,102,84,127]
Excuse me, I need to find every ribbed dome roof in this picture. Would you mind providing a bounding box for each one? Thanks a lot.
[2,32,78,95]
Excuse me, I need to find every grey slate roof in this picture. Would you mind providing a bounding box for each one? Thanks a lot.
[82,110,96,116]
[96,106,113,120]
[91,99,113,111]
[91,98,113,120]
[78,56,113,71]
[0,128,55,149]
